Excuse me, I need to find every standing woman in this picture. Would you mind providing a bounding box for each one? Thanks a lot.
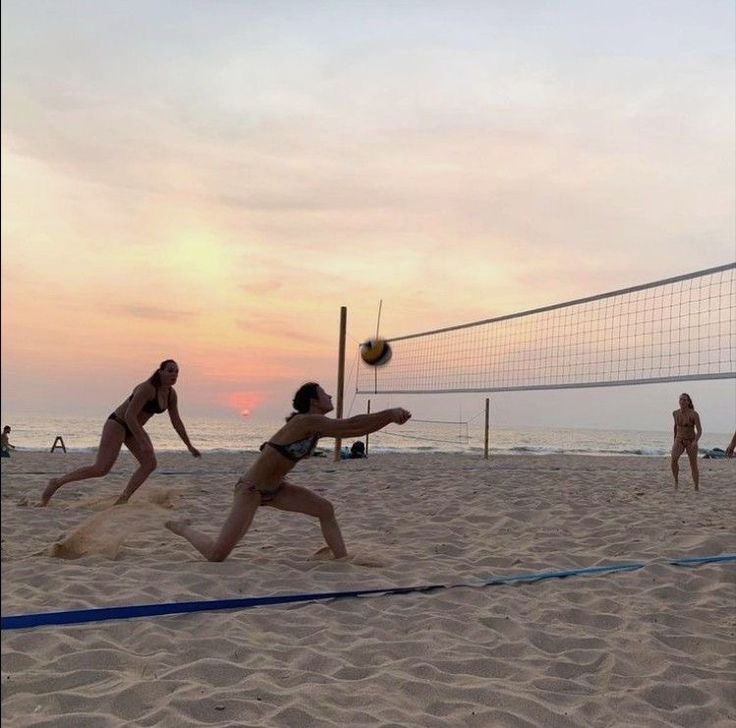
[42,360,201,506]
[166,382,411,561]
[671,393,702,490]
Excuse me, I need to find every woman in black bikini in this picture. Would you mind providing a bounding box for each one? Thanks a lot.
[42,360,201,506]
[670,392,702,490]
[165,382,411,561]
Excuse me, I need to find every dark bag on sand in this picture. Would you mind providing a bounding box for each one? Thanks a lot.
[703,448,726,459]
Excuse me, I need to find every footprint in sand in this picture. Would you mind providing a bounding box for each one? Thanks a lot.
[349,554,388,568]
[309,546,387,567]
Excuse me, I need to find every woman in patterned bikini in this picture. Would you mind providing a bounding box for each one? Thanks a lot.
[670,392,702,490]
[165,382,411,561]
[42,360,201,506]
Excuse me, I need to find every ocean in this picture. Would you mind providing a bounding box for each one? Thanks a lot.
[2,414,732,458]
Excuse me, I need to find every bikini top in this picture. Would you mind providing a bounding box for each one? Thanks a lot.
[129,385,170,415]
[260,433,321,462]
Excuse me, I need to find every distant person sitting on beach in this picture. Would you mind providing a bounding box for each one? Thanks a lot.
[350,440,366,458]
[1,425,16,458]
[340,441,366,459]
[726,431,736,458]
[670,393,702,490]
[165,382,411,561]
[41,360,201,506]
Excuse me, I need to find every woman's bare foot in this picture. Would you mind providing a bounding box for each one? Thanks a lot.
[41,479,61,506]
[165,518,192,536]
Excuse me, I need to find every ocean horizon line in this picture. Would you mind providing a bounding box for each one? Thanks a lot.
[1,413,732,459]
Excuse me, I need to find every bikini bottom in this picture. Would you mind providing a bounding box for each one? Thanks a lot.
[108,413,133,438]
[235,479,284,505]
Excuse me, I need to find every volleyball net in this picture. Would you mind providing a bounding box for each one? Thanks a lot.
[356,263,736,394]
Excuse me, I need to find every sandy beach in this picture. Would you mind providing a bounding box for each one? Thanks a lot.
[1,451,734,727]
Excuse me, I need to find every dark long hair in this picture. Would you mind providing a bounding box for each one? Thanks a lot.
[680,393,694,409]
[287,382,320,421]
[150,359,177,387]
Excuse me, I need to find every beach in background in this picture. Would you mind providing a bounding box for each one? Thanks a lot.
[2,451,734,727]
[1,413,733,458]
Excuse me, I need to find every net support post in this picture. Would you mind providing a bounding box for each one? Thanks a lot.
[334,306,347,462]
[484,398,490,460]
[365,399,371,457]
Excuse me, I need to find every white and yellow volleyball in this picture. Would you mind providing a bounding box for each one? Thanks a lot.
[360,337,393,366]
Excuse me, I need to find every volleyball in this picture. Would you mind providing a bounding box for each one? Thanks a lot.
[360,337,392,366]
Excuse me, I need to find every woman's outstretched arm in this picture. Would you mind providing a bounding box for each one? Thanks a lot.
[302,408,411,439]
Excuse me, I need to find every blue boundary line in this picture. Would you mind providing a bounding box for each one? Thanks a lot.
[2,555,734,632]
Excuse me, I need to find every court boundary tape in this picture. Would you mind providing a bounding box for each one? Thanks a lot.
[2,554,734,631]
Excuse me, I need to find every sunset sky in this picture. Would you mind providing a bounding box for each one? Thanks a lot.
[2,1,734,431]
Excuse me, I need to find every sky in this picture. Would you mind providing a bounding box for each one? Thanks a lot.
[1,0,735,433]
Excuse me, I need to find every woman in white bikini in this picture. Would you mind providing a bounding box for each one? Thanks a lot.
[670,392,702,490]
[166,382,411,561]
